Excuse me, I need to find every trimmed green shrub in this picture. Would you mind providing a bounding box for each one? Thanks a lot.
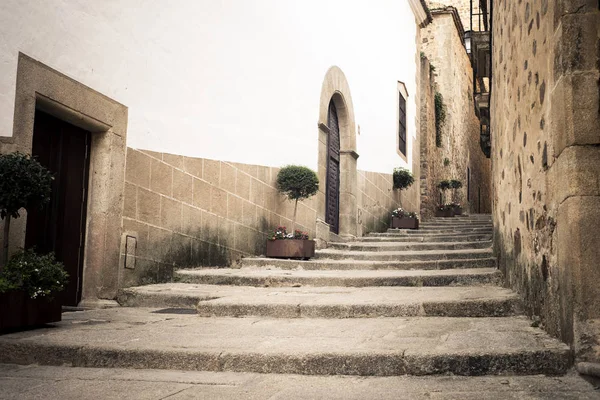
[276,165,319,233]
[392,168,415,190]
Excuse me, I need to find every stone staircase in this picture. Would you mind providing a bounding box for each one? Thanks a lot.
[0,214,572,377]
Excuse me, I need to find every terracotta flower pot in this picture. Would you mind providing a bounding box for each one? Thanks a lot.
[391,217,419,229]
[266,239,316,259]
[435,208,455,218]
[0,290,62,332]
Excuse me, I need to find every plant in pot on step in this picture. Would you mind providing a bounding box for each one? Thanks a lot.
[435,180,455,217]
[390,168,417,228]
[0,152,68,331]
[390,207,419,230]
[267,165,319,259]
[449,179,463,215]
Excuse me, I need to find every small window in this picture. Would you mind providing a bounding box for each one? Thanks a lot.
[398,92,407,156]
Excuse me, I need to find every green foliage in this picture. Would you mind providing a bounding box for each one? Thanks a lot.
[443,158,450,167]
[267,226,309,241]
[0,152,53,220]
[438,180,451,191]
[391,207,418,219]
[276,165,319,202]
[0,248,68,299]
[392,168,415,190]
[449,179,463,189]
[434,92,446,148]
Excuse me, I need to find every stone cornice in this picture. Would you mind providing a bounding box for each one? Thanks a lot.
[429,6,465,40]
[408,0,433,27]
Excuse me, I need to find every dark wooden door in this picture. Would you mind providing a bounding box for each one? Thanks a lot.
[25,110,91,306]
[326,100,340,234]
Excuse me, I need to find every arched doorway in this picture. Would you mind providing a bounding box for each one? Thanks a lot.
[326,100,340,234]
[316,66,358,246]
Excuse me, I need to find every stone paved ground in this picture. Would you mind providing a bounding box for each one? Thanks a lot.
[0,363,598,400]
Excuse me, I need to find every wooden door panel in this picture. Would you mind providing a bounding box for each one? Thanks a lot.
[326,100,340,234]
[25,110,91,306]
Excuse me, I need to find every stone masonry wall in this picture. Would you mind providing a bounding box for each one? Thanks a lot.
[492,0,600,362]
[421,10,492,217]
[121,148,404,287]
[121,148,318,287]
[427,0,485,31]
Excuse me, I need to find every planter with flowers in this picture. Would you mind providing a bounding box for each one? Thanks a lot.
[0,152,67,331]
[435,204,456,218]
[266,165,319,259]
[0,249,68,331]
[390,208,419,229]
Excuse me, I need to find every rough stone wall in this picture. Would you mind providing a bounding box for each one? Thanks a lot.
[427,0,485,31]
[491,0,600,362]
[121,149,318,286]
[420,10,492,217]
[357,171,418,235]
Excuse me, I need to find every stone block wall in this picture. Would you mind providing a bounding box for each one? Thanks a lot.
[120,149,318,286]
[357,171,418,236]
[120,148,405,287]
[491,0,600,362]
[420,9,492,217]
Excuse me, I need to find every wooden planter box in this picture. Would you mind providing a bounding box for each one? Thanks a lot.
[0,291,62,332]
[266,239,316,259]
[453,206,463,215]
[435,208,455,218]
[391,217,419,230]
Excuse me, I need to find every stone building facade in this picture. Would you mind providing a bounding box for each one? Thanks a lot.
[491,0,600,363]
[420,4,492,218]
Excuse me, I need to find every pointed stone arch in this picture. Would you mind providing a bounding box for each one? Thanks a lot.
[316,66,358,246]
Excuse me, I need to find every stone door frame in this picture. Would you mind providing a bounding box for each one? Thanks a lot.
[0,53,128,307]
[316,66,358,246]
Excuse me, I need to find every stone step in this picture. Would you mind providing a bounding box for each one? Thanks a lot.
[358,234,493,243]
[329,241,492,252]
[117,283,520,318]
[387,227,493,234]
[239,257,497,270]
[418,223,493,229]
[314,248,493,261]
[175,267,502,287]
[376,228,493,236]
[0,308,570,376]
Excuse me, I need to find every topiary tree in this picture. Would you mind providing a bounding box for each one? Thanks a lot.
[0,152,53,266]
[276,165,319,234]
[449,179,463,203]
[438,180,451,204]
[392,168,415,190]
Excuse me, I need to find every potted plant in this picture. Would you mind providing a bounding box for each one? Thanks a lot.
[0,248,68,331]
[0,152,53,266]
[449,180,463,215]
[392,167,415,191]
[390,207,419,229]
[267,165,319,259]
[435,204,456,218]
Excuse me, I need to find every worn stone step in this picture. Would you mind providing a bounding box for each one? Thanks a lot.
[329,241,492,252]
[387,227,493,234]
[175,267,502,287]
[239,257,497,270]
[420,219,492,225]
[117,283,520,318]
[314,248,493,261]
[0,308,570,376]
[358,234,493,243]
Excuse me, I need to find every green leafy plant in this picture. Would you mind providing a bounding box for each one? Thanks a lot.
[0,248,68,299]
[0,152,53,265]
[438,180,451,205]
[276,165,319,233]
[449,180,463,204]
[443,158,450,167]
[392,168,415,190]
[435,92,446,148]
[391,207,418,219]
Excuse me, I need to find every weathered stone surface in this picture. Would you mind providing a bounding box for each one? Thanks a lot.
[0,309,570,376]
[315,248,493,261]
[175,267,502,287]
[1,364,597,400]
